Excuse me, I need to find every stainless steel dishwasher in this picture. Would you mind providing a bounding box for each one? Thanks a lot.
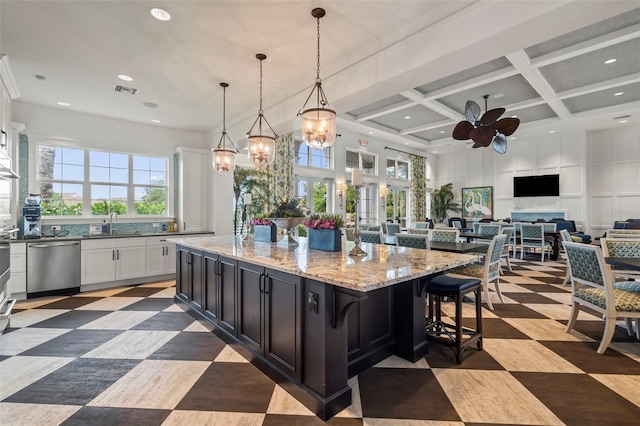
[27,241,81,296]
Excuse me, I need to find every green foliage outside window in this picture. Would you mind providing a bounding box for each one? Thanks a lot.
[41,193,82,216]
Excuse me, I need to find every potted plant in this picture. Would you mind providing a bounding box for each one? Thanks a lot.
[252,215,277,242]
[431,183,461,224]
[304,213,344,251]
[267,197,307,246]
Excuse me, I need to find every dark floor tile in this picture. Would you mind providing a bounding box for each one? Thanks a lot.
[358,368,460,421]
[464,317,532,339]
[487,303,549,319]
[35,297,102,309]
[5,358,140,405]
[120,298,174,311]
[27,310,111,329]
[61,406,170,426]
[502,292,562,304]
[541,341,640,374]
[115,287,166,298]
[20,329,123,357]
[132,312,195,331]
[425,342,505,370]
[175,362,275,412]
[0,355,10,362]
[263,415,363,425]
[518,283,570,293]
[536,276,565,285]
[513,372,640,426]
[558,319,639,344]
[149,331,226,361]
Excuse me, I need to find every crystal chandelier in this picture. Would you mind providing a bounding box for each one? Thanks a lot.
[247,54,277,168]
[212,82,239,174]
[298,8,336,150]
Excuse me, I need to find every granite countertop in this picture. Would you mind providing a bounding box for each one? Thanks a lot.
[15,231,212,243]
[169,235,478,292]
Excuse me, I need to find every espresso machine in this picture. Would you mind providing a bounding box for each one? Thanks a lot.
[23,195,42,239]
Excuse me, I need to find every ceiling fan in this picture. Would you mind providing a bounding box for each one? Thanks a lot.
[452,94,520,154]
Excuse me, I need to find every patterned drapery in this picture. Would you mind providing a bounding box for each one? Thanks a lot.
[410,154,426,224]
[266,132,294,212]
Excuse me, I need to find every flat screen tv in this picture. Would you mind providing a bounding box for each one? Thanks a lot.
[513,174,560,197]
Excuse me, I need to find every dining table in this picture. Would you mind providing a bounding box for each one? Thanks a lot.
[605,257,640,271]
[461,231,562,261]
[429,241,488,254]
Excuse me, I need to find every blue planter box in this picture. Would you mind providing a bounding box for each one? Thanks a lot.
[254,225,277,242]
[308,228,342,252]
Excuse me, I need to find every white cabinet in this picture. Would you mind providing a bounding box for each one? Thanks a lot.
[7,242,26,298]
[81,238,147,285]
[176,147,209,232]
[146,236,176,276]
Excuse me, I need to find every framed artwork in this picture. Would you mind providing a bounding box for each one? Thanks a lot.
[462,186,493,219]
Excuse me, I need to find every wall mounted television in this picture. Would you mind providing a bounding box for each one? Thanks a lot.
[513,174,560,197]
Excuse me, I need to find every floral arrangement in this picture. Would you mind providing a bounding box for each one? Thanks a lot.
[304,214,344,230]
[267,197,305,218]
[251,215,274,226]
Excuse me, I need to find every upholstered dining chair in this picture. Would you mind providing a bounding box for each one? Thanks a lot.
[606,229,640,239]
[386,223,401,237]
[345,228,355,242]
[359,230,383,244]
[414,221,430,229]
[520,224,552,261]
[500,227,514,273]
[367,225,381,232]
[563,241,640,353]
[396,233,429,249]
[406,228,429,235]
[430,228,460,243]
[600,238,640,281]
[446,234,508,310]
[511,222,524,259]
[477,224,501,244]
[559,229,575,285]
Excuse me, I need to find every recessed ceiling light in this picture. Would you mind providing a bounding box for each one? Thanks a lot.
[432,151,438,154]
[143,102,159,108]
[549,130,556,133]
[604,58,617,64]
[466,145,471,148]
[57,101,70,106]
[150,7,171,21]
[118,74,133,82]
[511,115,518,118]
[34,74,46,81]
[510,137,516,140]
[367,131,373,135]
[620,120,628,124]
[405,142,409,145]
[404,116,411,120]
[614,92,624,96]
[151,119,161,123]
[439,130,445,134]
[493,93,503,98]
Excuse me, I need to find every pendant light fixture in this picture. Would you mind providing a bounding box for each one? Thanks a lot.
[298,7,337,150]
[247,54,277,168]
[212,82,239,174]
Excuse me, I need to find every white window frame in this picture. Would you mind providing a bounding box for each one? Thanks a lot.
[386,158,409,180]
[345,149,378,176]
[295,140,333,169]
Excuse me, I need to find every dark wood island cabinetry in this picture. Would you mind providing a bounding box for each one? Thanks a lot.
[171,235,476,420]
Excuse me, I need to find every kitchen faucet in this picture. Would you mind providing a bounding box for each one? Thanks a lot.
[109,212,118,235]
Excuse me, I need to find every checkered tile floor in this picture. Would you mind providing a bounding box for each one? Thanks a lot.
[1,259,640,425]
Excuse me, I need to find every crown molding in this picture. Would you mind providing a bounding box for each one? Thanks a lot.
[0,56,21,100]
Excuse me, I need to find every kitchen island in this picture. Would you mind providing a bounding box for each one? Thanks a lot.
[170,235,477,419]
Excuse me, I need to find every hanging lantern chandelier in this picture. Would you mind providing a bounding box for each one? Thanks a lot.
[212,82,239,174]
[246,54,277,168]
[298,7,337,150]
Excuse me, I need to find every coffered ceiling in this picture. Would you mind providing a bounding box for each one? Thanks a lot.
[1,1,638,154]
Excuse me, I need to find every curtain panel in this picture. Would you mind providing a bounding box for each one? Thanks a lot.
[266,132,294,212]
[410,154,426,224]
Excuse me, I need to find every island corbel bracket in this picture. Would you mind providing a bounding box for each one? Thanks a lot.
[332,289,368,328]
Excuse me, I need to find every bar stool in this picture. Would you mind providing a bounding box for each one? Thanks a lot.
[425,274,483,364]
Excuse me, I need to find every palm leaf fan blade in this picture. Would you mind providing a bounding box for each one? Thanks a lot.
[480,108,505,125]
[464,101,481,124]
[469,125,495,147]
[452,121,474,140]
[495,117,520,136]
[492,133,507,154]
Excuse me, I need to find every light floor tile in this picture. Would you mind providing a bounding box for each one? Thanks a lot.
[590,374,640,407]
[518,270,556,278]
[74,297,144,311]
[7,309,70,328]
[162,410,264,426]
[141,280,175,288]
[497,282,535,293]
[336,376,363,418]
[500,276,547,284]
[0,328,71,356]
[163,304,184,312]
[609,342,640,362]
[148,287,177,298]
[538,292,574,305]
[266,384,314,416]
[523,303,600,321]
[14,297,66,309]
[433,369,564,425]
[521,265,564,272]
[374,355,429,369]
[213,345,248,363]
[88,359,210,409]
[504,318,595,342]
[182,321,210,333]
[363,420,464,426]
[0,402,81,426]
[82,330,179,359]
[75,288,130,298]
[483,339,584,373]
[0,356,75,399]
[78,311,157,330]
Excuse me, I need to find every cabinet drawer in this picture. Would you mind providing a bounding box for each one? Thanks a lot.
[146,236,171,246]
[116,237,146,248]
[11,242,26,255]
[82,239,115,250]
[10,253,26,273]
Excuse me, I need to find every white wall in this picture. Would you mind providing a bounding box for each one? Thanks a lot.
[434,124,640,236]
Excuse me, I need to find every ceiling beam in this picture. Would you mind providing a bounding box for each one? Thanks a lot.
[556,74,640,100]
[400,119,454,135]
[506,50,571,119]
[340,114,429,146]
[502,97,547,113]
[400,90,461,120]
[355,99,416,121]
[423,66,519,100]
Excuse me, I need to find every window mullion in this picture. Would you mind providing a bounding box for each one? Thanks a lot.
[83,149,90,217]
[128,154,134,215]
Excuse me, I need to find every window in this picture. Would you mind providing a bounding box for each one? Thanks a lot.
[346,183,378,226]
[346,149,377,175]
[295,140,331,168]
[37,144,170,217]
[386,159,409,179]
[295,178,330,214]
[386,187,408,227]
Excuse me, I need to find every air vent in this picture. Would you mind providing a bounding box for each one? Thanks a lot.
[614,115,631,120]
[114,85,138,95]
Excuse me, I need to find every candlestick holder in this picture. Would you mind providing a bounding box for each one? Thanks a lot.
[348,185,367,257]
